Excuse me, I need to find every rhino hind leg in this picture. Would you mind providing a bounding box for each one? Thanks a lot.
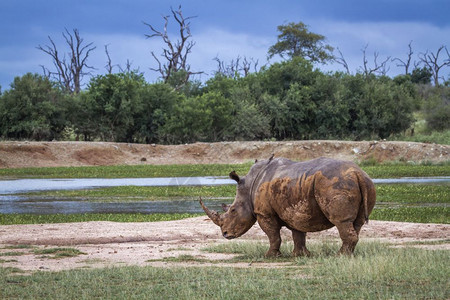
[335,221,359,255]
[291,230,311,257]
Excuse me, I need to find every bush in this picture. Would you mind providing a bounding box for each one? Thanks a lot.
[424,88,450,131]
[0,73,67,140]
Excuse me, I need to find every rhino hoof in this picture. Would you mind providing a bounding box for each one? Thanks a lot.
[265,250,282,258]
[292,248,311,257]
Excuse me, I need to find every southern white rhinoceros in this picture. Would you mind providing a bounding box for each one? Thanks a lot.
[200,156,376,256]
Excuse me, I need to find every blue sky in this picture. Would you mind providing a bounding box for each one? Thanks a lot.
[1,0,449,90]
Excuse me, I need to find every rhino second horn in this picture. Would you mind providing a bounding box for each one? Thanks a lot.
[199,197,221,226]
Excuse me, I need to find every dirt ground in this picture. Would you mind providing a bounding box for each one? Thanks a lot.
[0,140,449,168]
[0,140,449,272]
[0,217,449,272]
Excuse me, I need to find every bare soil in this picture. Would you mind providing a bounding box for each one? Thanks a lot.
[0,140,449,272]
[0,140,449,168]
[0,217,449,272]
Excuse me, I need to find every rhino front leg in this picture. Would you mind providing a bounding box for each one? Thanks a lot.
[257,215,282,257]
[291,230,311,257]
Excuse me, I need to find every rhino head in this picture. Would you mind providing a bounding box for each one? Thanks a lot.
[200,170,257,239]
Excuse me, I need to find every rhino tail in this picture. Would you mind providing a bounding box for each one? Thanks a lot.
[356,171,370,224]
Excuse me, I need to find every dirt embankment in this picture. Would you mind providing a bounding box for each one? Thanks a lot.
[0,140,448,168]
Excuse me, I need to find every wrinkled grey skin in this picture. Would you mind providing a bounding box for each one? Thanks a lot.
[200,156,376,256]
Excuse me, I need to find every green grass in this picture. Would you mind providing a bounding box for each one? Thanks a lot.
[371,183,449,223]
[362,163,450,178]
[1,242,448,299]
[376,183,449,203]
[389,128,450,145]
[1,161,449,179]
[0,213,202,225]
[0,163,253,179]
[33,248,86,259]
[371,207,449,224]
[22,185,236,200]
[0,252,26,257]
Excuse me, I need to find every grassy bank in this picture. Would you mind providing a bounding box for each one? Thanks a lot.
[1,161,449,179]
[0,213,202,225]
[3,182,446,225]
[1,242,448,299]
[1,163,449,225]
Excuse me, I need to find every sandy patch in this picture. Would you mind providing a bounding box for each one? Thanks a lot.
[1,217,448,272]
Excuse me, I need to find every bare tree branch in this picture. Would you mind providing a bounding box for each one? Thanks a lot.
[143,5,202,88]
[419,45,450,86]
[392,40,414,75]
[37,28,96,93]
[214,55,260,78]
[104,44,115,74]
[334,47,350,74]
[118,59,135,73]
[359,44,391,77]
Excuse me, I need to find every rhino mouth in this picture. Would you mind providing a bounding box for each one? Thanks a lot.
[222,231,236,240]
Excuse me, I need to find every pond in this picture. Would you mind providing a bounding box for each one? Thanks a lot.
[1,176,449,214]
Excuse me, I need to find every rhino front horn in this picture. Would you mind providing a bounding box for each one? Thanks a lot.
[199,197,221,226]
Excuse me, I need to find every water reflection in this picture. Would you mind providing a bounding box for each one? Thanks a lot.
[0,196,229,214]
[0,177,235,194]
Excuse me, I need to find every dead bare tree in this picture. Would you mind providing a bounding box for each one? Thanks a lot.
[214,55,259,78]
[143,6,202,88]
[360,44,391,77]
[241,57,259,76]
[37,28,96,94]
[419,45,450,86]
[104,44,116,74]
[118,59,135,73]
[392,41,416,75]
[334,47,350,74]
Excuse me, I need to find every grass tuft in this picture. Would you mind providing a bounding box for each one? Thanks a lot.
[33,248,86,259]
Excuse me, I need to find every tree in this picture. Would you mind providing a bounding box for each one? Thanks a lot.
[424,88,450,131]
[268,22,334,64]
[135,83,180,143]
[411,67,432,85]
[350,76,416,139]
[83,72,146,142]
[359,44,391,77]
[419,45,450,86]
[161,91,234,143]
[144,6,202,89]
[213,55,260,78]
[392,41,416,75]
[0,73,66,140]
[37,28,96,94]
[334,48,350,74]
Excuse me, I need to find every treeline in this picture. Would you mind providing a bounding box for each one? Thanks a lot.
[0,57,448,143]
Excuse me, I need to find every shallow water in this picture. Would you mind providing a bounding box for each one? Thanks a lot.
[0,176,449,214]
[0,176,235,194]
[0,196,228,215]
[1,176,449,195]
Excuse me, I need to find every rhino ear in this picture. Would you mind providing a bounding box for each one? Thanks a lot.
[221,203,231,212]
[254,159,258,163]
[229,171,240,183]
